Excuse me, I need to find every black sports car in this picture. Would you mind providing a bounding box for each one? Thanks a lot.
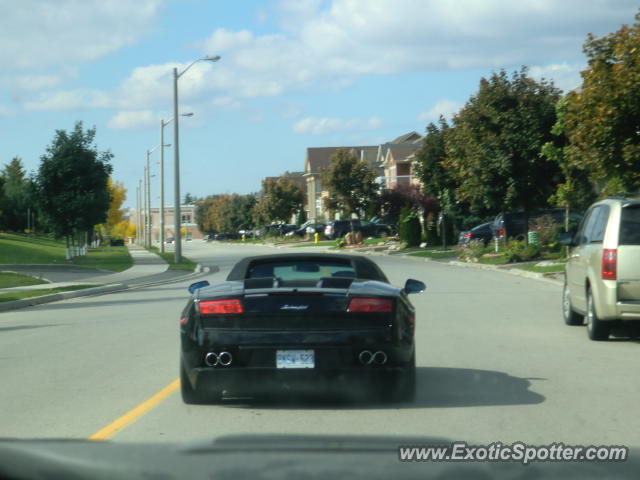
[179,253,425,404]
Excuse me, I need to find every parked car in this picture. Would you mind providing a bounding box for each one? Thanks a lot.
[458,222,493,246]
[285,221,326,237]
[370,216,398,235]
[491,208,583,240]
[324,219,393,240]
[109,238,125,246]
[214,232,240,241]
[560,196,640,340]
[164,237,175,245]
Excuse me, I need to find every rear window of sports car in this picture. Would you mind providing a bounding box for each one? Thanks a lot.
[247,260,356,281]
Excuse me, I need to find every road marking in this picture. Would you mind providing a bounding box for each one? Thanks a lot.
[88,378,180,441]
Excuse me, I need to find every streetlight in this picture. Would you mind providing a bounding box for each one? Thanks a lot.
[173,55,220,262]
[160,112,192,252]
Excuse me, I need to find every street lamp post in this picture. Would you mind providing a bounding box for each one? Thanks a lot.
[172,55,220,262]
[136,182,141,245]
[160,113,191,253]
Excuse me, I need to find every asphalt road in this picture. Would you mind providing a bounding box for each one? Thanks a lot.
[1,242,639,448]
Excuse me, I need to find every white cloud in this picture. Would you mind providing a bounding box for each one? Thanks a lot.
[20,0,635,112]
[418,99,463,123]
[293,116,383,135]
[107,110,157,130]
[0,0,163,70]
[528,63,583,93]
[25,89,111,111]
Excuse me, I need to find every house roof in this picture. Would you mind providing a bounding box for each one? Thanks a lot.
[390,131,422,144]
[305,146,377,174]
[385,144,421,164]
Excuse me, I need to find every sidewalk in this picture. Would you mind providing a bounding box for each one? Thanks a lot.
[0,244,169,294]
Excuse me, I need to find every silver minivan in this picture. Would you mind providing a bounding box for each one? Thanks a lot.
[561,196,640,340]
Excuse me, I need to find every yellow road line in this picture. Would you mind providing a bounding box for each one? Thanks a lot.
[88,378,180,441]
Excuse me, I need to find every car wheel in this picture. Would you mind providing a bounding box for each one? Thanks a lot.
[586,288,610,341]
[180,363,221,404]
[562,282,583,326]
[378,230,389,239]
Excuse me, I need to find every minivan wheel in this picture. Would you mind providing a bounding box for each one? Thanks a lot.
[563,282,583,326]
[586,288,610,341]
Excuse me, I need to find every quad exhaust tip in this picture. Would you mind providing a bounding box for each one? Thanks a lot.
[205,351,233,367]
[358,350,387,365]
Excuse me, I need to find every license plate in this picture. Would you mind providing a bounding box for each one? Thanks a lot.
[276,350,315,369]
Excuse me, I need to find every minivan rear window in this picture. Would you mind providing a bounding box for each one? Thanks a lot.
[619,204,640,245]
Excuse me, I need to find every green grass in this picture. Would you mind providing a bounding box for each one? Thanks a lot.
[148,247,197,271]
[0,233,68,264]
[0,272,49,288]
[0,285,97,303]
[409,250,458,259]
[519,264,566,274]
[72,246,132,272]
[0,233,132,271]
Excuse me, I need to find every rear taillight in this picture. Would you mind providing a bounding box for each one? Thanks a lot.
[498,227,505,237]
[199,299,244,315]
[601,249,617,280]
[347,298,393,313]
[464,232,472,239]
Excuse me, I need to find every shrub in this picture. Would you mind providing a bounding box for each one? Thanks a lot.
[529,214,559,247]
[456,239,485,262]
[503,239,541,263]
[399,207,422,247]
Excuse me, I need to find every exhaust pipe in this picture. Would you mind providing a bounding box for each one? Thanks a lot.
[204,352,219,367]
[218,351,233,366]
[372,350,387,365]
[358,350,373,365]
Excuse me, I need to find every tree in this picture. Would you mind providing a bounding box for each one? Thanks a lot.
[541,97,596,230]
[195,193,257,233]
[98,178,127,238]
[565,13,640,195]
[0,157,33,232]
[321,148,379,219]
[35,122,113,256]
[444,68,562,240]
[260,175,303,223]
[183,192,200,204]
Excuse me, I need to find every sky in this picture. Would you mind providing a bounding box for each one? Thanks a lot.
[1,0,638,209]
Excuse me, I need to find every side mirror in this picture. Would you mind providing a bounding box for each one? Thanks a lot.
[558,232,576,247]
[188,280,210,294]
[404,279,426,294]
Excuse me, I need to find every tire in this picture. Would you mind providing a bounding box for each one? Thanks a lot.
[562,282,584,326]
[586,288,610,341]
[378,229,389,239]
[180,362,221,404]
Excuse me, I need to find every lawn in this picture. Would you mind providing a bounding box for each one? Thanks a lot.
[0,285,97,303]
[148,247,197,271]
[0,272,48,288]
[0,233,132,272]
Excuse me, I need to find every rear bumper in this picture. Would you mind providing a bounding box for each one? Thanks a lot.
[188,365,409,394]
[595,281,640,321]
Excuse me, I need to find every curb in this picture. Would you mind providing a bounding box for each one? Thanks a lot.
[0,263,215,313]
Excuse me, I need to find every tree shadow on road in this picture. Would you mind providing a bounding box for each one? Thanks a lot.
[219,366,545,410]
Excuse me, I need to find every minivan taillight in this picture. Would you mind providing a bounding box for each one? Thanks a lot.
[348,298,393,312]
[498,227,505,237]
[464,232,472,239]
[199,299,244,314]
[602,249,617,280]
